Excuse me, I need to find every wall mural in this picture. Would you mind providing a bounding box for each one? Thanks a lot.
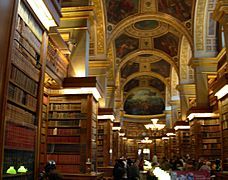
[158,0,192,22]
[151,60,170,78]
[134,20,159,30]
[115,34,139,58]
[106,0,139,24]
[124,79,139,92]
[154,32,179,57]
[121,61,139,78]
[124,89,165,115]
[149,78,165,92]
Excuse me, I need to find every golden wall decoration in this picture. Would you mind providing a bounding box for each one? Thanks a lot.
[93,0,105,54]
[195,0,207,50]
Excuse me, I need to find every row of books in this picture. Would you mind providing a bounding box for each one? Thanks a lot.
[6,103,36,125]
[200,126,220,131]
[10,65,38,96]
[49,96,82,103]
[12,45,40,82]
[47,144,82,153]
[201,132,220,138]
[48,120,81,127]
[48,112,86,119]
[8,83,37,111]
[16,16,41,53]
[47,154,80,164]
[49,103,81,111]
[5,123,36,151]
[47,128,81,136]
[47,136,80,143]
[202,143,221,149]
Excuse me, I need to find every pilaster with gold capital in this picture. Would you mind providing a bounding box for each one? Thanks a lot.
[190,58,217,108]
[176,84,196,120]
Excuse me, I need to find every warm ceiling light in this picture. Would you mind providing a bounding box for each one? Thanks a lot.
[112,126,121,131]
[215,84,228,99]
[97,115,115,121]
[151,118,159,125]
[187,113,218,120]
[123,137,127,140]
[174,125,190,130]
[166,132,176,136]
[26,0,57,30]
[162,136,169,140]
[119,132,125,137]
[60,88,101,101]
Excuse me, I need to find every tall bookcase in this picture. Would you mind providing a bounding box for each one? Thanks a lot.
[220,95,228,170]
[97,118,113,167]
[175,129,191,158]
[189,117,221,160]
[3,1,45,179]
[46,93,98,174]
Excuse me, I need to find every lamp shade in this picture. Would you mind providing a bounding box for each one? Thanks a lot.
[6,166,17,174]
[18,166,28,173]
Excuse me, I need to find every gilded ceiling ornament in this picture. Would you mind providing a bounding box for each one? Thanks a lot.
[125,20,168,38]
[195,0,207,50]
[93,0,105,54]
[180,36,189,80]
[141,0,156,13]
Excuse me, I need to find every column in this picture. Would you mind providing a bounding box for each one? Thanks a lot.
[68,29,90,77]
[191,58,217,108]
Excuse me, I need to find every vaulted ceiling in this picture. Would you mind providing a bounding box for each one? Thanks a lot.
[104,0,193,118]
[58,0,218,124]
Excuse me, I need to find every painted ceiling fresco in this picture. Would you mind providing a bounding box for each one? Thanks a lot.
[151,60,171,78]
[149,78,165,92]
[134,20,159,30]
[124,89,165,115]
[158,0,192,22]
[106,0,139,24]
[104,0,193,116]
[124,79,139,92]
[115,34,139,58]
[154,32,179,57]
[121,61,139,78]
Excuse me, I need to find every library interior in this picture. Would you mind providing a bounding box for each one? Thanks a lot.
[1,0,228,179]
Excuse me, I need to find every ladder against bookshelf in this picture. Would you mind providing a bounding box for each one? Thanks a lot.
[39,94,49,172]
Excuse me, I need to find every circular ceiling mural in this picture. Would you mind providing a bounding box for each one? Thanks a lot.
[125,21,168,37]
[124,89,165,115]
[134,20,159,30]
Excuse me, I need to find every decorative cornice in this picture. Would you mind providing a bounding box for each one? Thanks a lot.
[213,0,228,24]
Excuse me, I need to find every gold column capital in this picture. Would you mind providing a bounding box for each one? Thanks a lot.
[213,0,228,24]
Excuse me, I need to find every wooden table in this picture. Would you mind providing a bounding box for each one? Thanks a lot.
[62,172,104,180]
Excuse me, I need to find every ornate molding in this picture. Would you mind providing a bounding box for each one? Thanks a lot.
[93,0,106,54]
[107,13,193,50]
[194,0,207,51]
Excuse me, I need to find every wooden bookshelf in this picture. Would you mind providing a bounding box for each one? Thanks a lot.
[97,119,113,167]
[46,94,98,174]
[175,129,191,158]
[189,117,221,161]
[97,108,114,167]
[220,95,228,170]
[3,1,45,178]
